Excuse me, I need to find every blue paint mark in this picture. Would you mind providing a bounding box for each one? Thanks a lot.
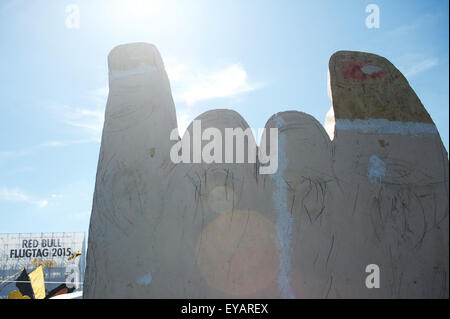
[137,272,152,286]
[367,155,387,184]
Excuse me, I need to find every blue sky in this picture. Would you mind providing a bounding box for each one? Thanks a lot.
[0,0,448,235]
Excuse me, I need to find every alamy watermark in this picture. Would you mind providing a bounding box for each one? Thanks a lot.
[169,120,279,175]
[365,264,380,288]
[365,4,380,29]
[65,4,80,29]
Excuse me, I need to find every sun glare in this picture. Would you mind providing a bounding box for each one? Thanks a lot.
[112,0,166,23]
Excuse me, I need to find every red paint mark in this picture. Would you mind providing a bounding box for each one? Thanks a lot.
[342,60,385,81]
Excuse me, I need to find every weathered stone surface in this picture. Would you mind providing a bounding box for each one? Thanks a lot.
[328,50,433,123]
[326,51,448,298]
[83,44,448,298]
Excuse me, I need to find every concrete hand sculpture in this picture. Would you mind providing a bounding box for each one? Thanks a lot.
[83,43,449,298]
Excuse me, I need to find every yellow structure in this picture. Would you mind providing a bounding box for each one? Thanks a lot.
[8,290,31,299]
[28,266,46,299]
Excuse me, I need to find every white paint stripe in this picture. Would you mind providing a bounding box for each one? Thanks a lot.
[110,65,158,80]
[335,119,438,136]
[270,115,295,299]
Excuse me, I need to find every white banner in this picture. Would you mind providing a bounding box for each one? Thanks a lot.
[0,232,86,299]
